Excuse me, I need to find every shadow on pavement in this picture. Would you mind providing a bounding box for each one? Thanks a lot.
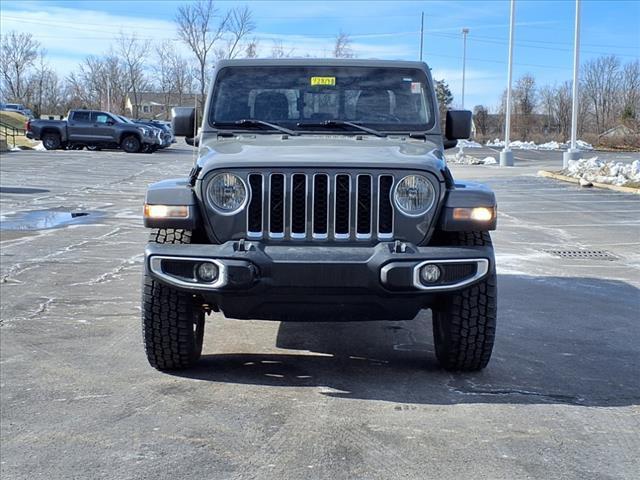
[173,274,640,407]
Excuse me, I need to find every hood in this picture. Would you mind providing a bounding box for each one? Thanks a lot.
[196,134,446,175]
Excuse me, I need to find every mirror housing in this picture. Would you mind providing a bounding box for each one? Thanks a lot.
[171,107,196,137]
[445,110,472,140]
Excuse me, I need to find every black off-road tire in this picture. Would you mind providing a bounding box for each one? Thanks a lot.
[142,228,204,371]
[432,231,497,371]
[42,132,61,150]
[121,135,141,153]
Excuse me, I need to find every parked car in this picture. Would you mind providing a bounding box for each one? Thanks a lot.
[25,109,160,153]
[141,58,498,373]
[134,119,174,148]
[1,102,33,118]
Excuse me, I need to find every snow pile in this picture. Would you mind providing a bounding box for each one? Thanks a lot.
[485,138,594,150]
[457,139,482,148]
[446,149,497,165]
[563,157,640,186]
[33,142,46,151]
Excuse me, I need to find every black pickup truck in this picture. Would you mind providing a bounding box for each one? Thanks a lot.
[26,109,161,153]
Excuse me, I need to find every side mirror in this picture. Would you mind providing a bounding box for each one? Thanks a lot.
[443,138,458,149]
[185,135,200,147]
[171,107,196,137]
[445,110,472,140]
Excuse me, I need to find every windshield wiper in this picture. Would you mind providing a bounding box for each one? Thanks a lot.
[213,119,299,136]
[296,120,386,138]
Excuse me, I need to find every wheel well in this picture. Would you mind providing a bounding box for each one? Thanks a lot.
[119,131,141,144]
[41,128,61,138]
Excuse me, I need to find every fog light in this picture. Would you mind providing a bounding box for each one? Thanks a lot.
[196,262,219,283]
[421,264,441,283]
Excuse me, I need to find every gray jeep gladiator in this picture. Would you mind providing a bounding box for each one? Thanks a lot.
[142,59,497,372]
[26,109,161,152]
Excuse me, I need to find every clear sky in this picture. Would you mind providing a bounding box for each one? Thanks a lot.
[1,0,638,110]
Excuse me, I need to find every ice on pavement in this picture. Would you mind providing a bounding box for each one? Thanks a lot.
[563,157,640,186]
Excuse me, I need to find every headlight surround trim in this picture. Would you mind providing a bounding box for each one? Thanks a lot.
[206,172,249,215]
[393,174,436,217]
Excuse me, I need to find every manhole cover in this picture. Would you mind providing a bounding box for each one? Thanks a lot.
[543,249,619,261]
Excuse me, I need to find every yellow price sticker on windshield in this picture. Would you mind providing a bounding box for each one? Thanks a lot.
[311,76,336,86]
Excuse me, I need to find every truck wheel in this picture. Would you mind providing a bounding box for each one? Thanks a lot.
[432,232,497,371]
[142,229,205,371]
[86,145,101,151]
[42,133,61,150]
[121,135,141,153]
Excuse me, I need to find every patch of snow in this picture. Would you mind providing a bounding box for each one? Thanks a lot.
[482,156,497,165]
[563,157,640,186]
[10,147,21,152]
[485,138,594,151]
[457,139,482,148]
[33,142,46,151]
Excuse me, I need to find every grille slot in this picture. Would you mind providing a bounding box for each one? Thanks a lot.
[291,174,307,237]
[269,174,285,237]
[356,175,372,237]
[246,172,395,241]
[334,174,351,237]
[313,174,329,237]
[378,175,393,237]
[247,174,263,237]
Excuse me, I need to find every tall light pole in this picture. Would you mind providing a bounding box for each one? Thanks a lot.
[500,0,516,167]
[564,0,582,168]
[461,28,469,109]
[419,12,424,61]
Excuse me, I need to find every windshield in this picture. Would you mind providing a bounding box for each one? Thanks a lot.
[210,66,435,133]
[118,115,134,124]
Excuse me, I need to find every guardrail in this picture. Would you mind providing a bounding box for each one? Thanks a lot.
[0,121,26,147]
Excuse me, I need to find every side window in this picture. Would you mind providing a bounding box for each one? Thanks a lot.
[93,113,110,124]
[72,111,91,123]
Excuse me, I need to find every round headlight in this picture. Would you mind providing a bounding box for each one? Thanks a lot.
[207,173,247,214]
[394,175,435,216]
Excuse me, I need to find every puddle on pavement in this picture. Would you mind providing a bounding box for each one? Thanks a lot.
[0,209,104,231]
[0,186,50,194]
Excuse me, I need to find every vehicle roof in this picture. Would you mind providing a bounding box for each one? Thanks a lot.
[215,58,430,70]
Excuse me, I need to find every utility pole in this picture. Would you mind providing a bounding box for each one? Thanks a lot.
[419,12,424,61]
[461,28,469,109]
[106,82,111,112]
[500,0,516,167]
[564,0,582,168]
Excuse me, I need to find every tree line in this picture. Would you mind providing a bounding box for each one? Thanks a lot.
[467,56,639,146]
[1,0,638,147]
[0,0,356,120]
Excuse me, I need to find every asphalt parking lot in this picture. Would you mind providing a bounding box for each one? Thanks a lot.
[1,145,639,480]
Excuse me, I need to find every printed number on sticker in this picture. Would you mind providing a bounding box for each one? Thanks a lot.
[311,77,336,86]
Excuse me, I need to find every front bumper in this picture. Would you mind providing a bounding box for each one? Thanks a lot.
[145,240,494,321]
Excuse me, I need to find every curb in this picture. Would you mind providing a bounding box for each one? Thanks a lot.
[537,170,640,195]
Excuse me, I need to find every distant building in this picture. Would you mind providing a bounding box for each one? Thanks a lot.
[125,92,198,120]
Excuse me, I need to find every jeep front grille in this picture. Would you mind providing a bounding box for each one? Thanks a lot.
[246,173,394,241]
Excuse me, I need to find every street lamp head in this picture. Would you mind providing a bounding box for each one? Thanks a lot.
[462,28,470,34]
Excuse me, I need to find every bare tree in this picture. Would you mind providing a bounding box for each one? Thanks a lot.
[513,74,537,140]
[176,0,230,111]
[581,55,621,134]
[117,33,150,118]
[0,31,40,101]
[473,105,489,137]
[271,40,294,59]
[245,38,259,58]
[333,32,354,58]
[621,60,640,128]
[155,41,176,119]
[215,6,256,60]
